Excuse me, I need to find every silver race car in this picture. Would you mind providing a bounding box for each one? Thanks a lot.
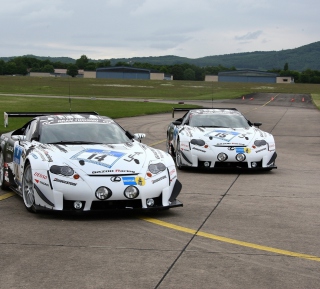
[0,112,182,213]
[167,108,277,170]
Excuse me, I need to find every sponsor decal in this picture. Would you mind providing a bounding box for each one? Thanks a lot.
[110,176,121,182]
[135,176,145,186]
[244,147,251,153]
[124,152,142,164]
[139,143,147,150]
[31,153,38,159]
[235,147,251,154]
[122,177,136,185]
[53,178,77,186]
[122,176,145,186]
[115,169,135,173]
[71,148,125,168]
[150,148,160,159]
[256,148,267,153]
[52,144,68,153]
[34,172,47,179]
[170,175,177,183]
[268,143,275,151]
[125,142,133,148]
[7,145,14,152]
[57,119,99,123]
[238,134,249,140]
[13,146,24,164]
[35,179,49,187]
[192,147,206,153]
[152,175,167,184]
[92,170,114,174]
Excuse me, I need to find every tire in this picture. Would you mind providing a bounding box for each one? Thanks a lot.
[22,163,36,213]
[175,141,183,170]
[0,152,9,190]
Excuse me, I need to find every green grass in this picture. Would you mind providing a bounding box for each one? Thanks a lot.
[1,76,320,100]
[0,96,198,134]
[311,93,320,108]
[0,76,319,133]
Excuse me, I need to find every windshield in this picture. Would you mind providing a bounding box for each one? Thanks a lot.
[189,114,249,128]
[39,122,131,144]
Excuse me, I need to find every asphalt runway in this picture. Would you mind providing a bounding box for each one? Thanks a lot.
[1,93,320,289]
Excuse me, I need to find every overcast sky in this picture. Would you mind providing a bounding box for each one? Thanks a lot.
[1,0,319,60]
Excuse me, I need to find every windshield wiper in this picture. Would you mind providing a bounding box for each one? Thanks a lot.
[196,125,229,128]
[48,141,102,145]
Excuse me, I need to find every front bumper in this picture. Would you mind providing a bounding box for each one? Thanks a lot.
[33,179,183,212]
[180,147,277,170]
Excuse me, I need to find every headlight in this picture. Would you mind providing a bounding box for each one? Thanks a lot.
[236,153,246,162]
[190,139,205,146]
[254,140,267,147]
[124,186,139,199]
[95,187,112,200]
[148,163,166,174]
[50,165,74,176]
[217,153,228,161]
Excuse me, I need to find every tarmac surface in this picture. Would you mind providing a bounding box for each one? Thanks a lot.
[0,93,320,289]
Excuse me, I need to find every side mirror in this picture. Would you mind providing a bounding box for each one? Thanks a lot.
[133,133,146,142]
[172,121,182,125]
[12,135,26,141]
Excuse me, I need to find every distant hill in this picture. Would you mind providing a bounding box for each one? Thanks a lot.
[1,41,320,71]
[108,41,320,71]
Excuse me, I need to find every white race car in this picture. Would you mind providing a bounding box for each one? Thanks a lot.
[0,112,182,213]
[167,108,277,171]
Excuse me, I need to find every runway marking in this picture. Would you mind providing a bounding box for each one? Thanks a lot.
[141,217,320,262]
[261,93,280,107]
[149,139,167,146]
[0,192,15,201]
[243,93,280,113]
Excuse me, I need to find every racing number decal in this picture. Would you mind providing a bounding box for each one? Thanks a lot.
[205,130,240,142]
[71,149,125,168]
[215,132,227,138]
[87,153,108,162]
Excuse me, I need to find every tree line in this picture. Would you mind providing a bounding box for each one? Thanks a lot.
[0,55,320,83]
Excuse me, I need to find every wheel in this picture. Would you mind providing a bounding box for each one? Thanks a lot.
[0,152,9,190]
[22,163,36,213]
[175,141,183,170]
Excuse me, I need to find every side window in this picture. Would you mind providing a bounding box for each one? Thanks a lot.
[25,120,38,141]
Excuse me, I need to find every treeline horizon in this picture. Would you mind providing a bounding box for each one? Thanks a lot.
[1,54,320,83]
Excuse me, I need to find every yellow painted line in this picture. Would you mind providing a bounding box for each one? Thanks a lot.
[243,93,280,113]
[149,139,167,147]
[0,192,15,201]
[141,217,320,262]
[261,93,280,107]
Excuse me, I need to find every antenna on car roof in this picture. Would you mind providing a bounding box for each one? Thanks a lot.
[69,81,71,112]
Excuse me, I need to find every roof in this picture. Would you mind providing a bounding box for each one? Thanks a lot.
[96,66,160,73]
[218,70,279,77]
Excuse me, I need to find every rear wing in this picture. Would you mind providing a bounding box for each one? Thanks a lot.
[171,107,238,118]
[4,111,99,127]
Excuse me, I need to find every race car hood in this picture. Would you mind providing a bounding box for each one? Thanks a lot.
[31,142,156,175]
[185,126,270,147]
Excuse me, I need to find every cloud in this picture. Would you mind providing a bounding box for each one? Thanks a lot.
[235,31,263,41]
[0,0,319,59]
